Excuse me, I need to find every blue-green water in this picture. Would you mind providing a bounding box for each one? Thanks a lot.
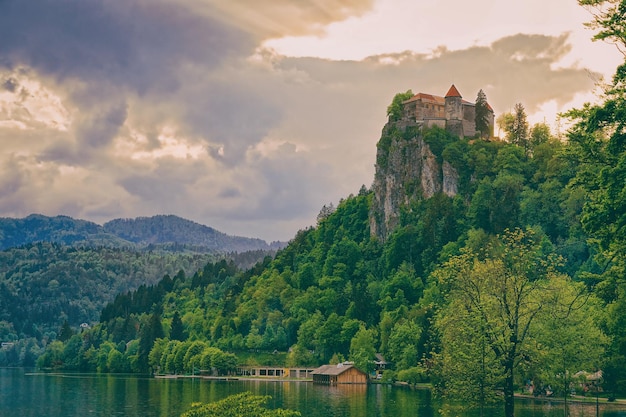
[2,368,626,417]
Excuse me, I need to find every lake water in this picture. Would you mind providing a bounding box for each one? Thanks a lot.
[2,368,626,417]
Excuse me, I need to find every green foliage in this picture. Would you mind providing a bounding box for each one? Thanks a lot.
[432,229,604,417]
[474,89,491,138]
[386,90,413,122]
[349,325,377,374]
[37,125,609,393]
[422,126,458,163]
[579,0,626,45]
[0,242,216,341]
[397,366,427,385]
[387,320,422,370]
[530,276,607,398]
[376,125,403,169]
[496,112,515,141]
[137,313,165,373]
[511,103,530,152]
[58,320,74,342]
[434,302,503,408]
[529,122,552,148]
[170,311,186,341]
[565,0,626,397]
[181,392,300,417]
[0,214,279,254]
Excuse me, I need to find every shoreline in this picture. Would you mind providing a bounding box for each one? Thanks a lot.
[515,393,626,406]
[154,374,313,383]
[151,374,626,407]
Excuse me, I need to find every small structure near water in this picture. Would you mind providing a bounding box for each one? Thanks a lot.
[311,363,368,385]
[236,366,315,379]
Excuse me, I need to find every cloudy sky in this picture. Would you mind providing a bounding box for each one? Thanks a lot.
[0,0,621,242]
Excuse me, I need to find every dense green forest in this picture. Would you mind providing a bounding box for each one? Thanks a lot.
[34,119,615,407]
[16,3,626,416]
[0,245,273,367]
[0,214,283,252]
[0,214,279,367]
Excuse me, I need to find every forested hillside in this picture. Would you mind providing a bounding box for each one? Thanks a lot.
[0,244,213,336]
[102,215,284,252]
[36,111,623,411]
[0,246,274,366]
[0,214,283,252]
[0,214,280,368]
[0,214,125,249]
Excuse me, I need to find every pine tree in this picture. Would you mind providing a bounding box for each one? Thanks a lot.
[58,320,74,342]
[170,311,186,341]
[138,313,164,373]
[474,89,491,138]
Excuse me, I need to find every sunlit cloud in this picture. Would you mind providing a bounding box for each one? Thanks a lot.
[0,0,619,241]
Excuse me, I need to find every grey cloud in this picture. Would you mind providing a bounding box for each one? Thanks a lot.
[0,27,602,241]
[0,0,253,93]
[275,32,596,115]
[254,155,331,220]
[182,79,282,164]
[76,101,128,149]
[0,0,277,166]
[2,77,18,92]
[196,144,337,224]
[218,187,241,199]
[0,156,25,197]
[40,142,81,165]
[83,200,127,221]
[117,157,207,203]
[491,33,572,61]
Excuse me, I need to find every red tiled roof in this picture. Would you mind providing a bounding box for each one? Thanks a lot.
[404,93,445,105]
[445,84,462,98]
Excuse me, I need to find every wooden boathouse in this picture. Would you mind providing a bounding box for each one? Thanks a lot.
[311,363,368,385]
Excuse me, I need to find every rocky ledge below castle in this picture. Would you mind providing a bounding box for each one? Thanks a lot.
[369,123,459,241]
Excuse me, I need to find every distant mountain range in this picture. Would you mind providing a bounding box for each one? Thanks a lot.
[0,214,285,253]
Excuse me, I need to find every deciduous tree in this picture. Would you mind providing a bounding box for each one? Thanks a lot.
[349,325,377,374]
[566,0,626,396]
[386,90,413,122]
[434,229,555,417]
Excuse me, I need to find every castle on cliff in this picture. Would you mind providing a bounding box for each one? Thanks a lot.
[400,84,494,138]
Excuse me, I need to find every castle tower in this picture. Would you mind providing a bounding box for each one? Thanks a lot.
[444,84,464,137]
[444,84,462,120]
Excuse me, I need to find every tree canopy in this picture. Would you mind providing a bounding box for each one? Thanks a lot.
[181,392,300,417]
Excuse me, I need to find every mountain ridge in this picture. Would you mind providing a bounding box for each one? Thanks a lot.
[0,213,285,253]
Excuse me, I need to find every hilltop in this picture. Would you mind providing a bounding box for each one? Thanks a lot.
[0,214,285,253]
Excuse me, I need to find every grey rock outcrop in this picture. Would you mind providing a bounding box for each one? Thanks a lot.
[369,123,459,241]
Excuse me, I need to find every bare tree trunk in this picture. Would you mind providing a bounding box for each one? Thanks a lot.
[504,363,515,417]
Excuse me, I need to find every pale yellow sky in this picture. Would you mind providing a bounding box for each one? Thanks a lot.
[262,0,621,127]
[263,0,616,68]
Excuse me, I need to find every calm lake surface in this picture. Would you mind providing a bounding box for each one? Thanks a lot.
[2,368,626,417]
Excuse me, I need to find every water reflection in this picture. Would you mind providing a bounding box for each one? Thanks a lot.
[1,369,626,417]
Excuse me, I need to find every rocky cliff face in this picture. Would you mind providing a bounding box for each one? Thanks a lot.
[369,123,459,241]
